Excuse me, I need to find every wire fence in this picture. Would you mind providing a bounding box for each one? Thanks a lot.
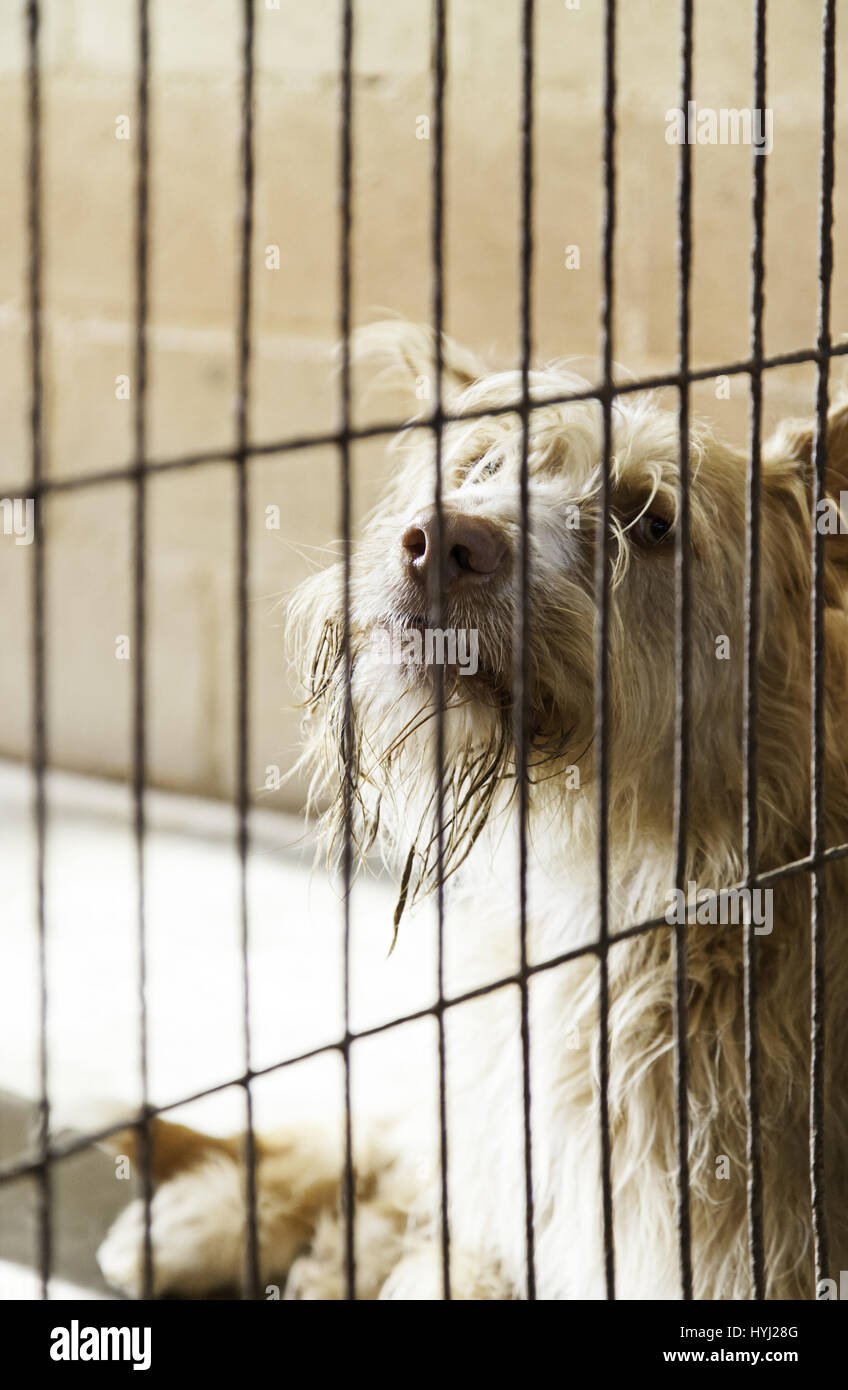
[1,0,843,1302]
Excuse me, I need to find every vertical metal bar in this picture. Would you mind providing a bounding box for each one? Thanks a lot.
[338,0,357,1302]
[596,0,617,1303]
[235,0,259,1300]
[671,0,694,1304]
[429,0,451,1303]
[25,0,50,1302]
[810,0,836,1294]
[132,0,154,1302]
[515,0,537,1302]
[743,0,767,1303]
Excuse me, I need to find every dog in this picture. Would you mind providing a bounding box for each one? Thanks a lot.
[97,322,848,1299]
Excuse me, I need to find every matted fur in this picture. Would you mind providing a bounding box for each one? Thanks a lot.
[99,324,848,1300]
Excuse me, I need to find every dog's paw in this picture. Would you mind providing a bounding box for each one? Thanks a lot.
[97,1158,244,1298]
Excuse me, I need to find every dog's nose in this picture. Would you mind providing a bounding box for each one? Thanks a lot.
[401,509,506,587]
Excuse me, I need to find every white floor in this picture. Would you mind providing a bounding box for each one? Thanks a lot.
[0,760,440,1145]
[0,1259,111,1301]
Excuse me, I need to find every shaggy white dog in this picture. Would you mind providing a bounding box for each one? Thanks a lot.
[98,324,848,1300]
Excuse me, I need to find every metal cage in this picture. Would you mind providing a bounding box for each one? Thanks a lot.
[1,0,844,1302]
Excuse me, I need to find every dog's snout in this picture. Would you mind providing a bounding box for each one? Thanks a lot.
[401,509,506,587]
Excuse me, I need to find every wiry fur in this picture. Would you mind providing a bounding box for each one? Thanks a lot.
[99,324,848,1300]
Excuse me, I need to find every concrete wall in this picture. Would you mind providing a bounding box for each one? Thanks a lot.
[1,0,846,809]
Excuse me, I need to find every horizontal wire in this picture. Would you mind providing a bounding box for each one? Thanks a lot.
[2,341,847,501]
[4,834,846,1190]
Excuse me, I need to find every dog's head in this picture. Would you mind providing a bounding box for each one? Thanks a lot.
[289,323,848,909]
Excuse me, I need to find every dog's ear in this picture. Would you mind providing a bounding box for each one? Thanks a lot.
[765,396,848,569]
[351,319,485,403]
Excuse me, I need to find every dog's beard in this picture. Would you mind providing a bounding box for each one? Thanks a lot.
[304,614,579,940]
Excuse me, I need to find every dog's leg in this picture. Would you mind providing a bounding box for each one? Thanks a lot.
[376,1246,514,1300]
[97,1149,249,1298]
[96,1118,412,1299]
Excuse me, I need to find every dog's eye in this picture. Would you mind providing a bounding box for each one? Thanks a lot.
[635,513,672,546]
[465,453,502,484]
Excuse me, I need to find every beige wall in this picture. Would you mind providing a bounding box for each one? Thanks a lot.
[1,0,846,809]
